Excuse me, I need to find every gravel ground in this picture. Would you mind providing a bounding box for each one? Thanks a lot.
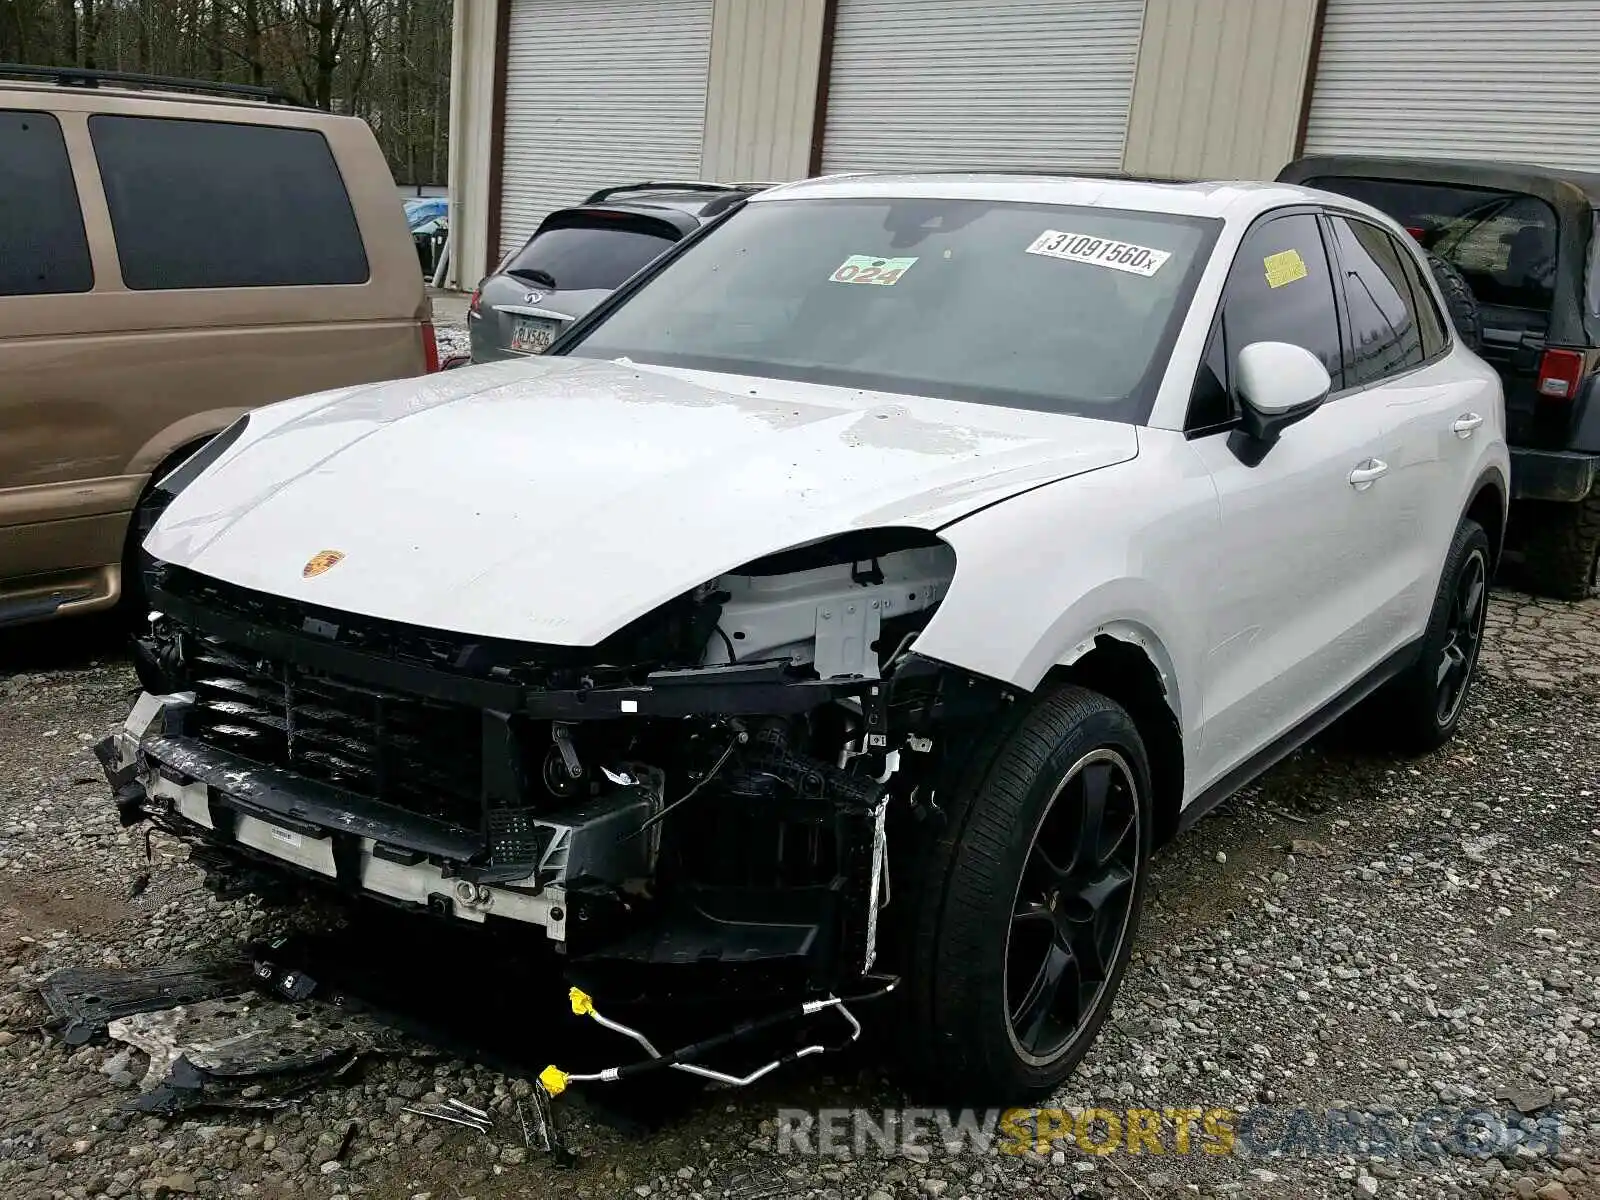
[429,289,469,361]
[1,589,1595,1200]
[435,324,469,361]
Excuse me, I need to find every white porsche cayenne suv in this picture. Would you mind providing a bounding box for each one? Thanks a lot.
[100,174,1506,1102]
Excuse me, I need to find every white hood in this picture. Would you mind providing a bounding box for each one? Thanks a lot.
[147,358,1137,643]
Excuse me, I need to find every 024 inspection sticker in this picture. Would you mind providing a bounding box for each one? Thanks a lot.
[830,255,918,285]
[1026,230,1172,277]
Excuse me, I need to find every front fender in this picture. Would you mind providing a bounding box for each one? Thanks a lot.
[911,432,1221,746]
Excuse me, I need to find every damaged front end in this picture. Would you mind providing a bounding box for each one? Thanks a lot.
[100,530,980,1020]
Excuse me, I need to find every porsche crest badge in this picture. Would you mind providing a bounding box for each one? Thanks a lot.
[302,550,345,578]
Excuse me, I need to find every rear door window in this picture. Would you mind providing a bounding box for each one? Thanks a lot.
[1222,213,1345,391]
[0,110,93,296]
[89,115,368,290]
[502,219,678,292]
[1325,215,1426,386]
[1305,177,1558,312]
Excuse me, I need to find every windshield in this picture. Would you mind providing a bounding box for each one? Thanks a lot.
[503,220,679,292]
[405,200,447,230]
[566,197,1220,422]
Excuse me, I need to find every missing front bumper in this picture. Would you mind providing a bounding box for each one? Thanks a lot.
[98,690,888,996]
[97,691,673,942]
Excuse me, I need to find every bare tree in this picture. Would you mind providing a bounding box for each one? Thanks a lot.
[4,0,453,184]
[55,0,76,63]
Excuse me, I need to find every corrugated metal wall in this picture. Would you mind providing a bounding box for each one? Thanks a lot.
[497,0,714,255]
[1304,0,1600,172]
[1122,0,1320,180]
[820,0,1146,174]
[700,0,827,182]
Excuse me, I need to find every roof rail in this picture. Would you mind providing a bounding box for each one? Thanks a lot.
[920,167,1198,184]
[0,63,300,106]
[582,180,746,205]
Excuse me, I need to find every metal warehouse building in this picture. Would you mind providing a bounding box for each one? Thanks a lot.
[442,0,1600,289]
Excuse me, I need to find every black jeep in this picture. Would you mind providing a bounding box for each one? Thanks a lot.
[1279,155,1600,598]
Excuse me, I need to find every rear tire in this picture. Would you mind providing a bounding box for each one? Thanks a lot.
[1520,494,1600,601]
[894,686,1152,1104]
[1365,518,1490,753]
[1426,252,1482,353]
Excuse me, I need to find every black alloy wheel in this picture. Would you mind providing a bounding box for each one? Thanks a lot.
[1363,517,1491,752]
[1435,544,1488,728]
[1005,748,1141,1065]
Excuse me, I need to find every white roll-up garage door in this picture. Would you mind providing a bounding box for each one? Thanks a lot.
[497,0,713,257]
[820,0,1146,175]
[1304,0,1600,172]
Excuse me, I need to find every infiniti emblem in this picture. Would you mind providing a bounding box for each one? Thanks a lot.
[523,290,544,304]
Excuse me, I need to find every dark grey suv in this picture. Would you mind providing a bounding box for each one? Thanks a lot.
[468,181,762,363]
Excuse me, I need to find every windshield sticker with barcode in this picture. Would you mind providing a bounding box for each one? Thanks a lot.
[1263,249,1308,289]
[830,255,918,286]
[1025,231,1171,276]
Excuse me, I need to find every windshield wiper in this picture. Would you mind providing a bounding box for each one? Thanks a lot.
[507,267,558,289]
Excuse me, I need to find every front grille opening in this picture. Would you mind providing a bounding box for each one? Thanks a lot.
[187,637,483,830]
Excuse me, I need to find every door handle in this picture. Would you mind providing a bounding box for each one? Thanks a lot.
[1451,412,1484,437]
[1347,458,1389,490]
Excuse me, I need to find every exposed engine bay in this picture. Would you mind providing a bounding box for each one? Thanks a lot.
[99,528,991,1008]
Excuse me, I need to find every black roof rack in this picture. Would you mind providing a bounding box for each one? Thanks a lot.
[582,180,748,205]
[905,167,1199,184]
[0,63,300,106]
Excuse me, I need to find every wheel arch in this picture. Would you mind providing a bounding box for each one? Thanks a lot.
[1041,624,1186,850]
[1465,465,1509,571]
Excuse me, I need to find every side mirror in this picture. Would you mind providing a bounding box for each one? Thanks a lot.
[1234,340,1331,447]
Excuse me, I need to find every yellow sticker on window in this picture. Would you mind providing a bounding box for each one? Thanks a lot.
[1263,249,1308,289]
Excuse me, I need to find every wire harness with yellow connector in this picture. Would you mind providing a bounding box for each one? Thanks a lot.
[541,980,896,1097]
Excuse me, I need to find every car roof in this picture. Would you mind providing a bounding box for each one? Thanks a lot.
[0,80,359,128]
[1281,155,1600,207]
[537,190,755,237]
[538,201,705,237]
[753,172,1338,224]
[0,63,304,110]
[608,193,740,217]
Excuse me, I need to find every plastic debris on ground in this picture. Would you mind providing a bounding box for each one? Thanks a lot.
[108,992,412,1114]
[38,954,418,1115]
[38,959,257,1046]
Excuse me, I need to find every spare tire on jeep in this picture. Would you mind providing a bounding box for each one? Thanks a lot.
[1426,252,1482,353]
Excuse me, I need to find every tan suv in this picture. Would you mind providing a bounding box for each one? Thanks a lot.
[0,67,434,628]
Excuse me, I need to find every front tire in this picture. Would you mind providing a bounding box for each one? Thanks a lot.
[1368,518,1491,753]
[897,686,1152,1103]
